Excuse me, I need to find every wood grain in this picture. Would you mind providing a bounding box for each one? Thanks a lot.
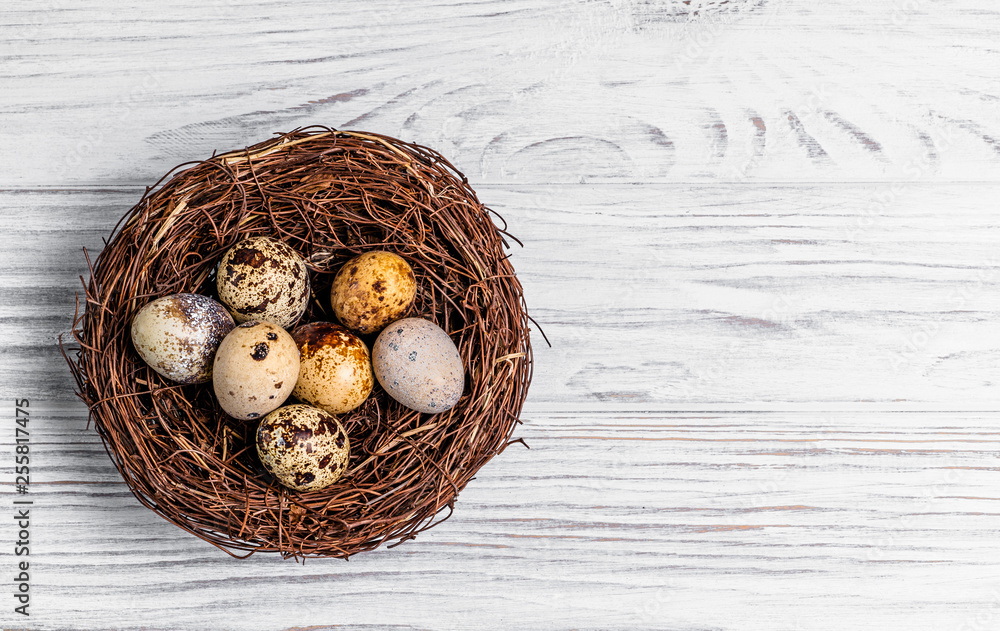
[5,407,1000,630]
[3,0,1000,628]
[3,0,1000,186]
[4,185,1000,410]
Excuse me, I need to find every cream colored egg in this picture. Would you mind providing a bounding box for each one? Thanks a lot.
[372,318,464,414]
[330,251,416,334]
[130,293,234,384]
[256,404,350,491]
[213,321,300,420]
[291,322,374,414]
[216,236,310,329]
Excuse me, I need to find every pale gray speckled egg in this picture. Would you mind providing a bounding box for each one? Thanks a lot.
[372,318,464,414]
[256,404,350,492]
[130,293,234,384]
[216,236,310,329]
[213,321,300,420]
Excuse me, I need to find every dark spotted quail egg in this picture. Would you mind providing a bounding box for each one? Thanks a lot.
[216,236,310,329]
[256,404,350,491]
[372,318,464,414]
[213,321,300,420]
[130,293,234,384]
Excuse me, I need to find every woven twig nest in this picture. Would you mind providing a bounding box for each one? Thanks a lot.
[65,127,534,559]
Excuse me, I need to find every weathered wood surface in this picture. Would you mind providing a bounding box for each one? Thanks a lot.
[2,0,1000,629]
[14,407,1000,631]
[4,0,1000,187]
[4,185,1000,410]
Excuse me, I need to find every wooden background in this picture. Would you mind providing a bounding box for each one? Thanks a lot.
[4,0,1000,628]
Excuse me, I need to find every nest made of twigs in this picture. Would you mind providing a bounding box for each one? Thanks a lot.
[64,126,534,559]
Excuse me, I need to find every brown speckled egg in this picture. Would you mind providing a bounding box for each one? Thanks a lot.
[130,293,234,384]
[213,321,300,420]
[256,404,350,491]
[291,322,374,414]
[372,318,464,414]
[330,251,416,334]
[216,236,310,329]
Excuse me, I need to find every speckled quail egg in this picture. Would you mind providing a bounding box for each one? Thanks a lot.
[330,251,417,334]
[372,318,464,414]
[291,322,374,414]
[216,236,310,329]
[130,293,234,384]
[256,404,350,491]
[213,321,300,420]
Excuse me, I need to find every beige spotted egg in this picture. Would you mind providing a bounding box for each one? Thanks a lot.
[213,321,300,420]
[130,293,234,384]
[216,236,310,329]
[256,404,350,491]
[291,322,374,415]
[372,318,465,414]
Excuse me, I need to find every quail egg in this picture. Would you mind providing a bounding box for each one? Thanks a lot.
[216,236,310,328]
[291,322,374,414]
[213,321,300,420]
[130,293,234,384]
[330,251,416,334]
[256,404,350,491]
[372,317,464,414]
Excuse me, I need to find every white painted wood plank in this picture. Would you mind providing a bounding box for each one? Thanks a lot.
[2,0,1000,186]
[4,407,1000,630]
[6,185,1000,409]
[4,0,1000,628]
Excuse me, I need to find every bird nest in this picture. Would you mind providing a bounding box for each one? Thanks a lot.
[63,127,535,559]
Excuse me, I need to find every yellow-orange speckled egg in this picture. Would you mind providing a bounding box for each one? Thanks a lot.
[330,251,416,334]
[256,404,350,491]
[291,322,373,414]
[130,293,234,384]
[216,236,310,329]
[213,321,300,420]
